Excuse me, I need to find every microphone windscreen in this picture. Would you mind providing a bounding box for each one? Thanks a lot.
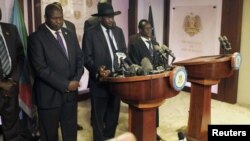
[141,57,153,73]
[129,64,143,75]
[222,35,228,41]
[161,44,169,51]
[218,36,224,42]
[161,44,175,58]
[153,45,162,52]
[116,52,127,59]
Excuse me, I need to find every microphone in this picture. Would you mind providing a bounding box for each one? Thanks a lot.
[119,58,130,71]
[128,64,144,76]
[222,36,232,50]
[161,45,176,60]
[153,45,168,60]
[218,36,232,52]
[115,52,133,66]
[177,132,187,141]
[218,36,227,47]
[161,45,176,64]
[141,57,153,74]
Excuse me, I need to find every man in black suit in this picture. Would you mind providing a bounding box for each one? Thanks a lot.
[82,3,127,141]
[128,19,164,141]
[28,3,84,141]
[0,8,25,141]
[52,1,84,131]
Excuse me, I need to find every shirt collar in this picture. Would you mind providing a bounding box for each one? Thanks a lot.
[140,36,151,42]
[45,24,62,34]
[100,24,110,32]
[0,24,3,35]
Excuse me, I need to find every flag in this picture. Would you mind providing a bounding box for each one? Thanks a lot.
[148,5,155,36]
[11,0,33,118]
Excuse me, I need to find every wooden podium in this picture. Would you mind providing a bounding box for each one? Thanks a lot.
[101,67,186,141]
[174,53,241,141]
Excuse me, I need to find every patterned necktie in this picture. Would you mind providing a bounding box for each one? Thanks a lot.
[0,34,11,77]
[146,40,154,56]
[106,29,119,71]
[106,29,117,53]
[55,31,67,57]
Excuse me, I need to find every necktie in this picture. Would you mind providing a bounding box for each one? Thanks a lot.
[106,29,117,53]
[106,29,119,71]
[55,31,67,57]
[0,34,11,77]
[146,40,154,56]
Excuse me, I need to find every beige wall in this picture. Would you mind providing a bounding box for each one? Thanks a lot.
[237,0,250,106]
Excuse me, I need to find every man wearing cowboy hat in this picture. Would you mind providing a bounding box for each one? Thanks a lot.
[82,2,127,141]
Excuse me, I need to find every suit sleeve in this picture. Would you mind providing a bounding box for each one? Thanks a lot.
[28,35,69,93]
[118,28,127,53]
[82,31,99,79]
[10,25,25,82]
[128,43,141,65]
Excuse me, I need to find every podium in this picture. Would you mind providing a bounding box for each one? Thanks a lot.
[101,67,187,141]
[174,53,241,141]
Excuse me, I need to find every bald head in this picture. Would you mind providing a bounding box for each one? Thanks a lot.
[44,4,63,31]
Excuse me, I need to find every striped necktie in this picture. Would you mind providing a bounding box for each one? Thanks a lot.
[0,34,11,77]
[146,40,154,56]
[106,29,117,53]
[55,31,67,57]
[106,29,119,71]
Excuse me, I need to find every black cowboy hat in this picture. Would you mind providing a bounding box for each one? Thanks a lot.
[92,3,121,17]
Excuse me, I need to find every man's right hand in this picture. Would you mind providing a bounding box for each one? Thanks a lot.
[67,81,80,92]
[99,66,111,77]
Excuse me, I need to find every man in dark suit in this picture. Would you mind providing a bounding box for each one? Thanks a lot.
[128,19,164,141]
[0,8,25,141]
[82,3,127,141]
[52,1,84,131]
[28,3,84,141]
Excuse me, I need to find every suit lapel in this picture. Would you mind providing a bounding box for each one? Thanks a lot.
[1,25,13,58]
[139,38,151,57]
[112,28,120,51]
[96,25,111,56]
[42,26,69,61]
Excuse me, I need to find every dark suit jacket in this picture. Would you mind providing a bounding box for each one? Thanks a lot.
[128,36,160,68]
[0,22,24,87]
[83,24,127,79]
[28,24,84,108]
[0,61,3,80]
[64,20,76,32]
[82,24,127,97]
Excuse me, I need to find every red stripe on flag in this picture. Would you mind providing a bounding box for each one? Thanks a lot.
[19,84,33,109]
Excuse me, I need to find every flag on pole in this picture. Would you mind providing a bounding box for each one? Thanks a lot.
[11,0,33,118]
[148,5,155,36]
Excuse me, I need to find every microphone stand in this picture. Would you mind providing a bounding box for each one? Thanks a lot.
[162,55,168,70]
[219,36,232,56]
